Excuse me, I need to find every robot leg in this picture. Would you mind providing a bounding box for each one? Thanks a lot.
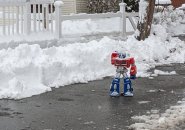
[110,77,120,97]
[123,77,133,97]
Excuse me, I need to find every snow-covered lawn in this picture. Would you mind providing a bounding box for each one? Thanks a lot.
[0,17,135,43]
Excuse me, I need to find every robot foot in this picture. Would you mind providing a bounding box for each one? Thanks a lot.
[110,91,120,97]
[124,91,133,97]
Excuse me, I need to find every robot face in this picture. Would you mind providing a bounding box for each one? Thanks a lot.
[118,53,126,59]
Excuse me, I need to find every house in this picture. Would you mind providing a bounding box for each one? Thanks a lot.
[156,0,185,8]
[30,0,87,14]
[61,0,88,15]
[171,0,185,8]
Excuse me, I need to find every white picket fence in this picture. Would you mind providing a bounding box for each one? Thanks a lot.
[0,0,54,35]
[0,0,138,39]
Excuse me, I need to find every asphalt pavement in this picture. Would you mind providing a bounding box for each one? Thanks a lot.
[0,63,185,130]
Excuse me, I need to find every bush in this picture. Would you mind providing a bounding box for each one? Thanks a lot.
[87,0,139,13]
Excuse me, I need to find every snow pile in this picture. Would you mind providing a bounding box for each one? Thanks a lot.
[0,38,116,99]
[129,98,185,130]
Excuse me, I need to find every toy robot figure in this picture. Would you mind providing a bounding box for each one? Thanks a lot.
[110,51,137,97]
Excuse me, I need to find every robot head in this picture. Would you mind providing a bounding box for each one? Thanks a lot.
[118,53,126,59]
[111,51,126,61]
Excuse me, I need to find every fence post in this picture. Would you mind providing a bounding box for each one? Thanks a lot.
[119,2,127,40]
[16,6,20,34]
[2,7,5,35]
[54,0,63,39]
[24,0,31,35]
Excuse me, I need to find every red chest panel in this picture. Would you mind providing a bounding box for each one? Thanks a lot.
[114,58,130,68]
[111,52,135,68]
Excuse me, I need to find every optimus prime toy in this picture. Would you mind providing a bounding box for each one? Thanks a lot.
[110,51,137,97]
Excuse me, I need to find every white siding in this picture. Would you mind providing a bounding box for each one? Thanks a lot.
[76,0,88,13]
[0,7,16,26]
[62,0,76,15]
[61,0,88,15]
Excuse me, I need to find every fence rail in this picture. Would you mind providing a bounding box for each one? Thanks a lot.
[62,12,122,20]
[0,0,139,40]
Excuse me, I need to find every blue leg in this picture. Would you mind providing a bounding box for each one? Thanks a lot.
[110,78,120,97]
[123,77,133,97]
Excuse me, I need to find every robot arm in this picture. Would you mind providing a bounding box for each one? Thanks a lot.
[129,58,137,79]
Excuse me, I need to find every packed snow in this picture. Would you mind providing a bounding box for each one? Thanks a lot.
[138,101,151,104]
[129,98,185,130]
[147,89,165,93]
[151,69,176,77]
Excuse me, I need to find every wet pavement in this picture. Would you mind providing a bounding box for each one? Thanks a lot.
[0,63,185,130]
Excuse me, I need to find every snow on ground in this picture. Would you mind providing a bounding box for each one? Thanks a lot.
[129,98,185,130]
[151,69,176,77]
[138,101,151,104]
[147,89,165,93]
